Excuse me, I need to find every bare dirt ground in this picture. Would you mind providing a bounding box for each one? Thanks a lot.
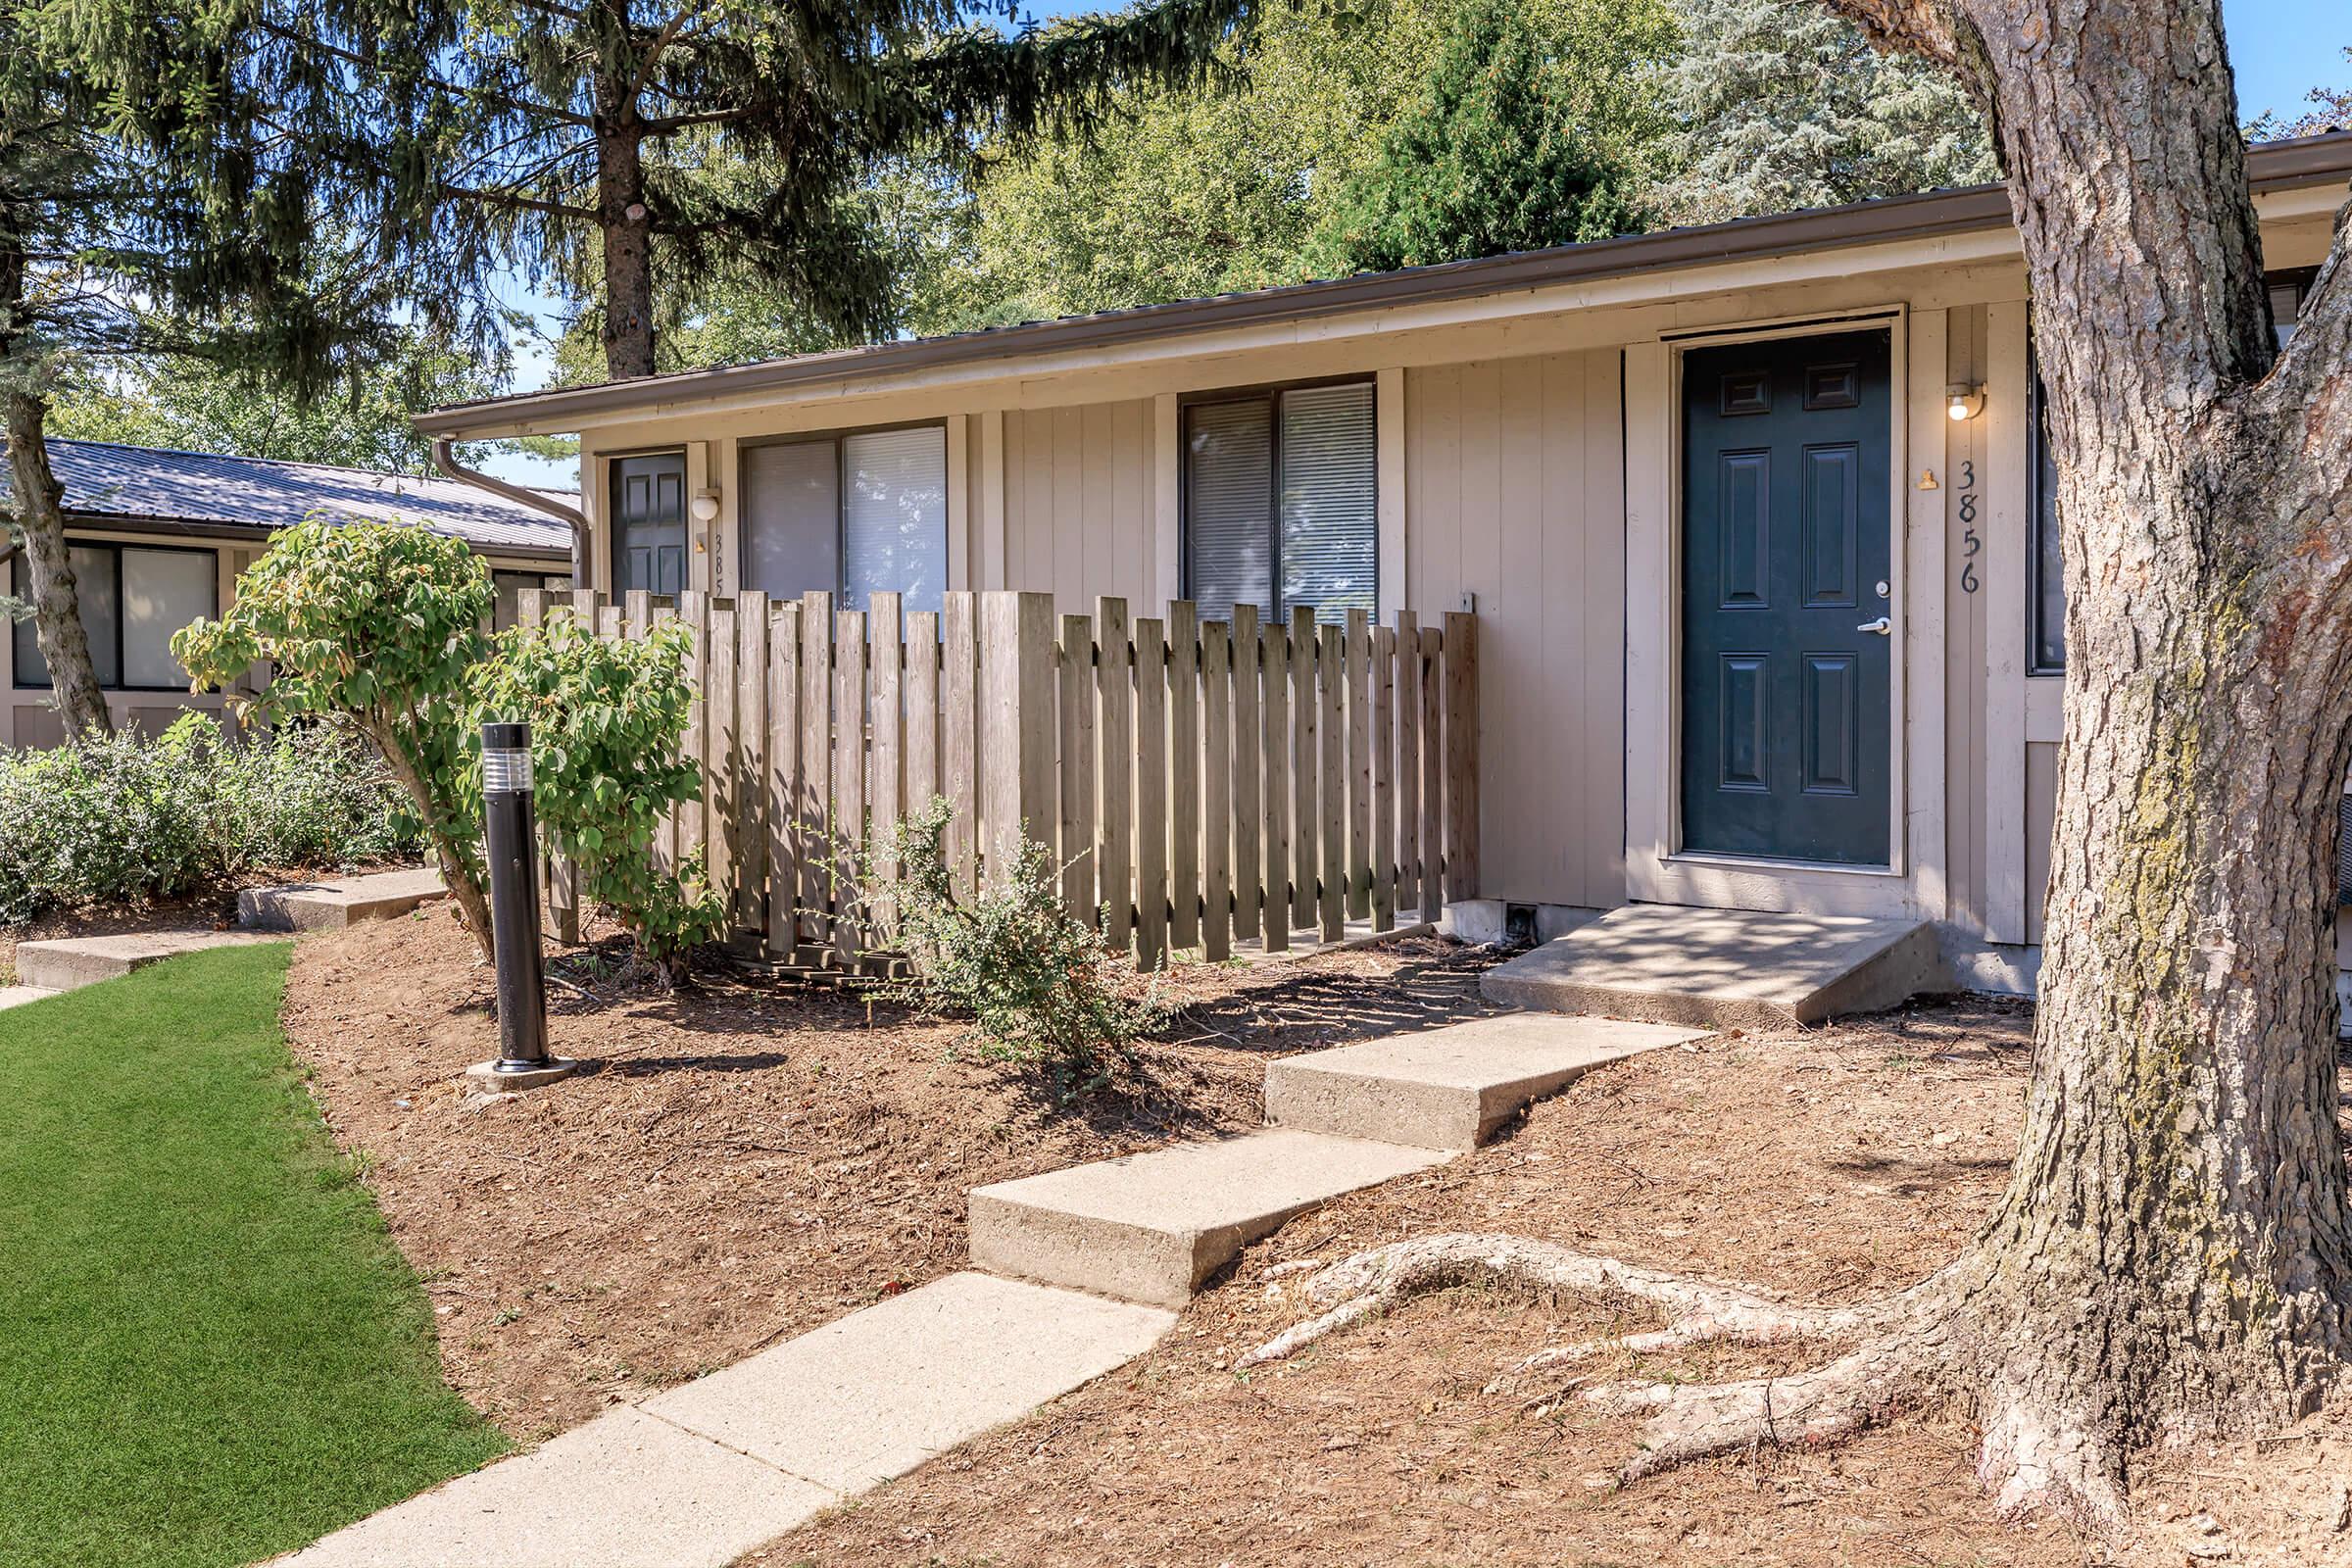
[280,909,1505,1441]
[743,998,2089,1568]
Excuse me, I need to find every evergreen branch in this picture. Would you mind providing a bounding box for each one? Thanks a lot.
[624,8,701,107]
[435,183,599,221]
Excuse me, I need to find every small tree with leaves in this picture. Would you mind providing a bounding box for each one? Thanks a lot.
[469,611,727,974]
[174,521,497,952]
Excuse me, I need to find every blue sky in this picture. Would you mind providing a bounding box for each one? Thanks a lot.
[476,0,2349,488]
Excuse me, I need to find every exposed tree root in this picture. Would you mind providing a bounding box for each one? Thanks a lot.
[1238,1232,2034,1514]
[1236,1232,1909,1372]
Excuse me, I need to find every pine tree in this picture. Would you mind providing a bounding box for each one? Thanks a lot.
[0,0,451,736]
[1646,0,1995,226]
[1301,0,1660,274]
[338,0,1268,382]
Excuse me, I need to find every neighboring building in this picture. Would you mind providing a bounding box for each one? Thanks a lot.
[3,440,574,748]
[414,130,2352,995]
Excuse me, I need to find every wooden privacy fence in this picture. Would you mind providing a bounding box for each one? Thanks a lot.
[516,586,1479,971]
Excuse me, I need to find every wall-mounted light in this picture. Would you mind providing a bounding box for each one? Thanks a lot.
[1945,384,1986,422]
[689,488,722,523]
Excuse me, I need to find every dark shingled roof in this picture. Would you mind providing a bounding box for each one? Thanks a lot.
[13,440,575,559]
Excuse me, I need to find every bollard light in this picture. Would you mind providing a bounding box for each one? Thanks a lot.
[465,719,578,1090]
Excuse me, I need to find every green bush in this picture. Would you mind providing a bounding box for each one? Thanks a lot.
[0,713,421,926]
[868,799,1163,1091]
[470,610,727,972]
[176,518,498,955]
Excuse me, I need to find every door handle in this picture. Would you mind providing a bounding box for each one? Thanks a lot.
[1856,616,1892,635]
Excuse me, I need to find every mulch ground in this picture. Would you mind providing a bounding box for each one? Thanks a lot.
[744,998,2103,1568]
[280,907,1508,1441]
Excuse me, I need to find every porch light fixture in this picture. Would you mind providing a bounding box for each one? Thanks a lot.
[1946,384,1986,421]
[690,488,722,523]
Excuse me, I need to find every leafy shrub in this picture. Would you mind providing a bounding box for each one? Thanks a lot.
[868,798,1163,1089]
[0,713,421,926]
[470,610,727,971]
[176,518,498,953]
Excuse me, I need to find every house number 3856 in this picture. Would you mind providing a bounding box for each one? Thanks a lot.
[1957,460,1982,594]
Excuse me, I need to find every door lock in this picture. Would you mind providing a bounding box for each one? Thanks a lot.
[1856,616,1892,635]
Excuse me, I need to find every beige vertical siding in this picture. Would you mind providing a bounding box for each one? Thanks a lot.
[2024,740,2057,945]
[1942,305,1992,931]
[1405,351,1626,910]
[1002,398,1157,608]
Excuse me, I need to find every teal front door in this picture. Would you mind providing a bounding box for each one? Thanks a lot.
[1680,328,1892,865]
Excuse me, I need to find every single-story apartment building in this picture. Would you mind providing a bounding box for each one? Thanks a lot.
[2,440,575,748]
[414,129,2352,995]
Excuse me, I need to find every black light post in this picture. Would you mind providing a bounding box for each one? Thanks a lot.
[465,719,577,1089]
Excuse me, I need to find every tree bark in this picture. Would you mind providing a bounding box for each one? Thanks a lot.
[3,390,114,738]
[595,46,659,381]
[1832,0,2352,1517]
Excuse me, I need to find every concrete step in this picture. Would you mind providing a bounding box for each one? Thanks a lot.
[238,867,447,932]
[970,1129,1451,1306]
[1264,1012,1711,1150]
[279,1273,1171,1568]
[0,985,61,1012]
[1481,904,1945,1030]
[13,930,285,994]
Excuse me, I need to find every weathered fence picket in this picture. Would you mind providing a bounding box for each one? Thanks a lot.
[510,588,1476,971]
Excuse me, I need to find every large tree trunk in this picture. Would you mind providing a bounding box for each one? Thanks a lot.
[1896,0,2352,1516]
[594,71,658,381]
[3,390,113,738]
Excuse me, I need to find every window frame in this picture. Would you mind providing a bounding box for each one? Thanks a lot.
[11,540,220,694]
[1178,375,1380,620]
[737,417,949,609]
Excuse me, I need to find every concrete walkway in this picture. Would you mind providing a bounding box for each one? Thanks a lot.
[3,867,447,1013]
[279,1274,1171,1568]
[279,1004,1709,1567]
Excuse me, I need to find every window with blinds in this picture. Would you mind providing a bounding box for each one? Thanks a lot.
[12,543,216,692]
[1184,381,1375,622]
[738,423,948,615]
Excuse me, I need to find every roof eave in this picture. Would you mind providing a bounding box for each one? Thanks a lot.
[415,130,2352,441]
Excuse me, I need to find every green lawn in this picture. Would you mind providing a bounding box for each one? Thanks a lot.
[0,945,506,1568]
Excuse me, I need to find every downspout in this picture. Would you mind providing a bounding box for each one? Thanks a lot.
[431,437,589,580]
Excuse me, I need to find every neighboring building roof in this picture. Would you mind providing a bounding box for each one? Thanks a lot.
[21,440,576,560]
[416,129,2352,440]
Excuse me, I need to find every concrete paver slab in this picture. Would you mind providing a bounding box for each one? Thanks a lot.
[1264,1012,1710,1149]
[238,867,448,932]
[273,1403,837,1568]
[13,930,286,993]
[1480,905,1945,1029]
[647,1271,1175,1492]
[970,1129,1451,1305]
[0,985,60,1012]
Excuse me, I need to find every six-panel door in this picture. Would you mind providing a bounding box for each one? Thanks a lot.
[1679,328,1892,866]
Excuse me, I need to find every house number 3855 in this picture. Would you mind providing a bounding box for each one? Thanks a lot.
[1957,460,1982,594]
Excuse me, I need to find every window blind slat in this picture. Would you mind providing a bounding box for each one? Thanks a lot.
[1279,383,1377,623]
[842,426,948,614]
[1185,399,1275,621]
[121,548,215,689]
[741,439,841,602]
